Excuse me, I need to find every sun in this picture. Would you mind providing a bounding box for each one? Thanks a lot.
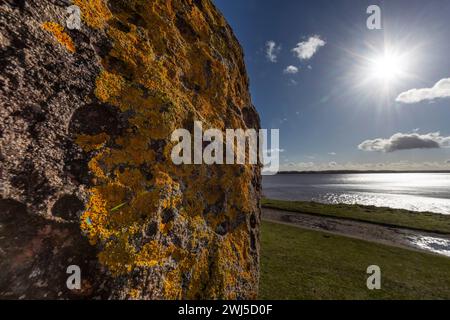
[349,42,419,100]
[370,53,402,81]
[366,49,410,84]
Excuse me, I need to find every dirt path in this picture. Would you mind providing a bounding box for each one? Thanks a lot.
[262,207,450,257]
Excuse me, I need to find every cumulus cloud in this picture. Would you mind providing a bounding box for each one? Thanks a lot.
[265,41,281,63]
[358,132,450,152]
[292,35,325,60]
[396,78,450,104]
[446,160,450,164]
[283,65,299,74]
[328,161,337,167]
[328,152,337,156]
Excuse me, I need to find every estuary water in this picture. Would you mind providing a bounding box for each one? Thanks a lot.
[262,173,450,215]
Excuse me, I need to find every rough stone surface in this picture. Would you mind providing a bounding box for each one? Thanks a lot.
[0,0,261,299]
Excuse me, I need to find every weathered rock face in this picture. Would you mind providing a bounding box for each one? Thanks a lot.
[0,0,261,299]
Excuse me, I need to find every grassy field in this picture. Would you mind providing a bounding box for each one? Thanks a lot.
[262,198,450,234]
[259,221,450,299]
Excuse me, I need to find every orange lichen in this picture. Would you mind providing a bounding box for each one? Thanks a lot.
[41,22,75,53]
[75,0,259,299]
[73,0,112,29]
[94,70,125,103]
[75,133,109,152]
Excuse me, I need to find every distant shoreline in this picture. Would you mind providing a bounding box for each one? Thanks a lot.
[275,170,450,174]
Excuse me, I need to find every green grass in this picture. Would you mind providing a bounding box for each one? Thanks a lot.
[262,198,450,234]
[259,221,450,299]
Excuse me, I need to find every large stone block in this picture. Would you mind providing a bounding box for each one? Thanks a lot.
[0,0,260,299]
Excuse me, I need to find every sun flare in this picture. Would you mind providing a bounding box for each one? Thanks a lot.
[349,44,419,100]
[369,52,404,81]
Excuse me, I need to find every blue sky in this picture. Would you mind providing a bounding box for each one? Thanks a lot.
[214,0,450,171]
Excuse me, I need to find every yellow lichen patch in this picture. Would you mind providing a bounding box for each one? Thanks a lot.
[80,189,108,245]
[95,70,125,103]
[87,152,108,180]
[159,221,171,235]
[81,183,128,243]
[98,240,136,274]
[75,0,259,299]
[162,215,214,299]
[135,240,173,268]
[211,227,254,298]
[115,168,145,192]
[73,0,112,29]
[80,161,183,276]
[128,289,141,300]
[106,25,156,74]
[115,135,155,165]
[41,22,75,53]
[130,192,159,219]
[75,133,109,152]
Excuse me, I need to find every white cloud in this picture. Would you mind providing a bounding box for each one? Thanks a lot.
[328,152,337,156]
[358,132,450,153]
[328,161,337,167]
[396,78,450,104]
[292,35,326,60]
[283,65,299,74]
[265,41,281,63]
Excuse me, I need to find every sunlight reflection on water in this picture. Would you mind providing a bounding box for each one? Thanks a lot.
[263,173,450,215]
[410,236,450,257]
